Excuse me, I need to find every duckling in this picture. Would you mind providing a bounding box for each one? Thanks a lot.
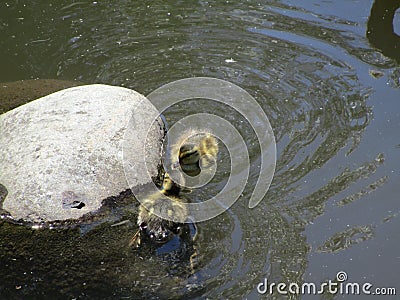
[130,130,219,248]
[171,129,219,177]
[129,173,187,248]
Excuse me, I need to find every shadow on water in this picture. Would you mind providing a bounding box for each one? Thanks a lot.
[367,0,400,63]
[0,0,398,299]
[0,189,199,299]
[0,222,197,299]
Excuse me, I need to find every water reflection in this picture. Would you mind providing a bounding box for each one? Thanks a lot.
[0,0,394,299]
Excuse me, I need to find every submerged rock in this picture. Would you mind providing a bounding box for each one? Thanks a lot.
[0,84,164,223]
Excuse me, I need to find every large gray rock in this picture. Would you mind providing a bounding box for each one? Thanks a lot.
[0,84,164,222]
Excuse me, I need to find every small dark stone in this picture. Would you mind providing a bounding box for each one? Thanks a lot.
[0,184,8,208]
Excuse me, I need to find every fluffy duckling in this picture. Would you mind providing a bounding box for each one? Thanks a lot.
[129,173,187,247]
[171,130,219,176]
[130,130,219,248]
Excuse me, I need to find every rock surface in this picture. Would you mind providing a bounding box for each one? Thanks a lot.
[0,84,164,222]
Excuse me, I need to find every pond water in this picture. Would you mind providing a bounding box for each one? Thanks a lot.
[0,0,399,299]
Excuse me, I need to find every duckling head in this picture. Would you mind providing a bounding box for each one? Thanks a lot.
[139,220,181,244]
[178,143,202,176]
[138,202,184,244]
[179,143,201,165]
[161,172,182,196]
[173,133,219,177]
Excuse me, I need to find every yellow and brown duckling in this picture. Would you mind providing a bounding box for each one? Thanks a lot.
[129,130,219,248]
[129,173,187,247]
[171,130,219,176]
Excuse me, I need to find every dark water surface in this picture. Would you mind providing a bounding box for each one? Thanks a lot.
[0,1,399,299]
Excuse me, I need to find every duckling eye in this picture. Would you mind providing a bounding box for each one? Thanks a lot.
[139,222,147,230]
[171,224,182,234]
